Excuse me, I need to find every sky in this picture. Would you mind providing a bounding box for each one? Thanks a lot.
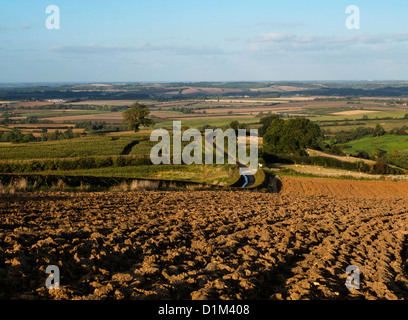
[1,0,408,82]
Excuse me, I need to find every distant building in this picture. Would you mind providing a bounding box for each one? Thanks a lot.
[46,99,66,103]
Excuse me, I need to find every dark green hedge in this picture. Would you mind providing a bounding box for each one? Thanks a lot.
[0,155,151,173]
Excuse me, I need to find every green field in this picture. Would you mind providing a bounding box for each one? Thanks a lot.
[318,119,408,132]
[17,110,109,118]
[0,134,139,160]
[345,134,408,155]
[39,164,238,185]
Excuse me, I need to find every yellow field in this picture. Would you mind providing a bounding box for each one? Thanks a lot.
[331,110,380,115]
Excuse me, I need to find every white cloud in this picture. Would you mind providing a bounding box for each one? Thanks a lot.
[249,32,408,53]
[255,21,306,29]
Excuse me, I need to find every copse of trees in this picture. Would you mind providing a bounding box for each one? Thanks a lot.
[373,124,386,137]
[0,128,36,143]
[262,117,323,156]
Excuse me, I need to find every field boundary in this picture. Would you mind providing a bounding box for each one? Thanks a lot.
[0,173,214,192]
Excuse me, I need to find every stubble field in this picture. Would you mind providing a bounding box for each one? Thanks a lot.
[1,177,408,300]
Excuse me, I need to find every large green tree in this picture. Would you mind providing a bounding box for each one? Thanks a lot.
[263,118,323,155]
[123,102,155,132]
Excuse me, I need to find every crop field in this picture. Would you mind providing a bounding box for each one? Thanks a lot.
[1,176,408,300]
[311,111,408,122]
[0,135,138,160]
[39,112,125,124]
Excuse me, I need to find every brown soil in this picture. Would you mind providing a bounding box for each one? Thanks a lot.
[1,178,408,300]
[280,176,408,198]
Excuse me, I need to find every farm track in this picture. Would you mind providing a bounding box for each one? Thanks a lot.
[1,177,408,300]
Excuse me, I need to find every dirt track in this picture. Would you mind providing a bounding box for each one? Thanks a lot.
[1,177,408,300]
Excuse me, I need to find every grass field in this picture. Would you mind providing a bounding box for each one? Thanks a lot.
[317,119,408,133]
[39,164,238,185]
[0,134,139,160]
[345,134,408,155]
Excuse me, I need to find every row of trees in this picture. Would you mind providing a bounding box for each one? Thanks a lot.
[1,113,54,126]
[74,121,128,134]
[327,124,387,145]
[0,128,80,143]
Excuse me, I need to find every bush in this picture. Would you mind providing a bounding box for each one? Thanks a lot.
[371,158,387,175]
[352,151,370,160]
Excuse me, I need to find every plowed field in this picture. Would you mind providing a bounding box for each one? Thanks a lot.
[1,177,408,300]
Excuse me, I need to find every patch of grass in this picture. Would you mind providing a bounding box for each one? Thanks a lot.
[37,164,238,185]
[345,134,408,155]
[248,168,266,189]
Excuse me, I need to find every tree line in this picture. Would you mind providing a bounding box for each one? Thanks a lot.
[0,128,80,143]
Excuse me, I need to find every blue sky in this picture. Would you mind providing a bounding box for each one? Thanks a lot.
[1,0,408,82]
